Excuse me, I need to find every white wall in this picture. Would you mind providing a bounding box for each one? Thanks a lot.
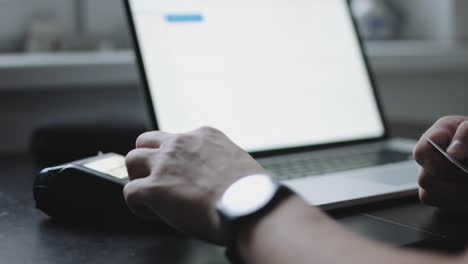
[376,71,468,121]
[1,0,465,52]
[1,0,465,54]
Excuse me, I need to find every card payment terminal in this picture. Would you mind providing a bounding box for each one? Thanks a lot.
[34,153,142,224]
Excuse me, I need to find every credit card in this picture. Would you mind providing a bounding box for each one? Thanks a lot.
[423,135,468,174]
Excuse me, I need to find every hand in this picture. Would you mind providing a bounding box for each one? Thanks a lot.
[414,116,468,211]
[123,127,266,244]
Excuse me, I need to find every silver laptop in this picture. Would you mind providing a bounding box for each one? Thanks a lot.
[124,0,419,210]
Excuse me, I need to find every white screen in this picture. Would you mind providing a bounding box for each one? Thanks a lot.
[129,0,385,152]
[83,154,128,179]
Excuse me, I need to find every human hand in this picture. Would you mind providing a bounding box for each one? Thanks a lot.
[123,127,266,244]
[414,116,468,211]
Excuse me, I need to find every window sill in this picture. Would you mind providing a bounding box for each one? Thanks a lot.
[365,40,468,74]
[1,42,467,91]
[0,50,138,91]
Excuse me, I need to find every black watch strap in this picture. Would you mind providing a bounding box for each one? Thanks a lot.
[224,185,293,264]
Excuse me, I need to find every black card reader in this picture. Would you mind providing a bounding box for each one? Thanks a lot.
[33,153,148,224]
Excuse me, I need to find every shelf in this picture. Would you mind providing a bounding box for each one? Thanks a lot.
[1,42,468,91]
[364,40,468,73]
[0,50,138,91]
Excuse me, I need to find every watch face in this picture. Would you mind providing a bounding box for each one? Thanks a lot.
[217,174,279,219]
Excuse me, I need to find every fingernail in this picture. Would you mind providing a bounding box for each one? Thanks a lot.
[447,140,465,160]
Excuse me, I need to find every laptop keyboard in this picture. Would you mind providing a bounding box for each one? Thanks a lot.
[258,148,413,181]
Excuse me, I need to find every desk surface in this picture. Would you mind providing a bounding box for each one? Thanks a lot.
[2,123,468,264]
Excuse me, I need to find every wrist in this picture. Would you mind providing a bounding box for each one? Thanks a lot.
[216,174,297,262]
[236,195,313,262]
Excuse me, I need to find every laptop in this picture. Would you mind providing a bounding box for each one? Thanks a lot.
[123,0,419,210]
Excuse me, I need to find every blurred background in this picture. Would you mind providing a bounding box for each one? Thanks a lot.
[1,0,468,157]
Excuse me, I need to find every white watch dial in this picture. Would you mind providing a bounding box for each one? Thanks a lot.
[217,174,279,219]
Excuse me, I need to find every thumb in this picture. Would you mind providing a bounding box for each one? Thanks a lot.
[447,121,468,162]
[123,178,159,220]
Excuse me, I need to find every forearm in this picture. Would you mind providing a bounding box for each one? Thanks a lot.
[238,195,464,264]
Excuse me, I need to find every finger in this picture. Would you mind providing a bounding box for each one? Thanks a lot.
[126,148,157,180]
[447,120,468,162]
[123,177,160,221]
[419,186,468,209]
[418,150,468,182]
[419,168,468,195]
[414,116,468,180]
[419,187,454,208]
[414,116,468,166]
[419,188,443,207]
[135,131,175,149]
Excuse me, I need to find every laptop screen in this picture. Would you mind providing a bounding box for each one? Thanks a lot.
[127,0,385,152]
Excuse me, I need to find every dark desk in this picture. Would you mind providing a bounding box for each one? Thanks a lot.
[1,123,468,263]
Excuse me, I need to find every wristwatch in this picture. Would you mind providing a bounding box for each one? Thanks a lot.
[216,174,293,263]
